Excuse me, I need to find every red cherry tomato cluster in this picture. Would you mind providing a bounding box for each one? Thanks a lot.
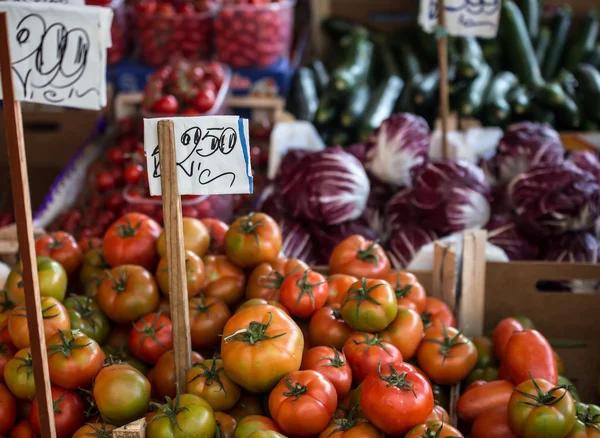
[214,0,294,68]
[142,58,227,115]
[131,0,215,66]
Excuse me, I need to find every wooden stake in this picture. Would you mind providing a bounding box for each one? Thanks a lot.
[157,120,191,391]
[0,12,56,438]
[437,0,450,159]
[458,230,488,338]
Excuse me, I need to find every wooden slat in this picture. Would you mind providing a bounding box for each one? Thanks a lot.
[0,12,56,438]
[157,120,191,391]
[458,230,487,338]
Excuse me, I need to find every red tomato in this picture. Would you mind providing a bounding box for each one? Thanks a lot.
[280,269,328,319]
[326,274,358,307]
[471,406,519,438]
[9,420,35,438]
[202,255,246,306]
[129,313,173,364]
[35,231,82,275]
[226,394,263,421]
[201,218,229,254]
[417,326,477,385]
[269,370,338,437]
[102,213,161,270]
[343,332,402,385]
[73,423,117,438]
[95,171,115,191]
[422,297,456,330]
[329,235,391,278]
[405,421,464,437]
[9,297,70,349]
[30,386,85,438]
[361,361,434,435]
[156,217,210,258]
[152,95,179,114]
[493,317,525,360]
[383,271,427,313]
[379,306,424,360]
[301,346,352,399]
[189,295,231,350]
[193,88,217,113]
[308,306,353,351]
[340,278,397,332]
[156,250,205,298]
[504,329,558,385]
[152,350,204,399]
[215,412,236,438]
[0,382,16,434]
[78,237,102,253]
[224,213,282,268]
[124,164,144,186]
[246,258,309,301]
[426,404,450,423]
[456,380,515,423]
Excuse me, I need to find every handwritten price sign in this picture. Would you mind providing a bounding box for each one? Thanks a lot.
[9,0,85,6]
[419,0,501,38]
[0,2,112,109]
[144,116,253,196]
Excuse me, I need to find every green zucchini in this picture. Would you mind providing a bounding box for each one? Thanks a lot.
[375,42,401,81]
[574,64,600,120]
[563,11,599,72]
[516,0,540,41]
[394,77,417,113]
[322,17,362,41]
[358,76,404,141]
[456,37,484,80]
[418,29,439,67]
[331,129,353,146]
[528,101,556,125]
[480,39,503,72]
[557,69,578,99]
[315,88,344,125]
[309,60,329,96]
[535,26,551,66]
[556,93,581,130]
[582,119,600,131]
[484,72,519,125]
[501,1,544,87]
[584,44,600,69]
[331,28,374,93]
[542,6,572,80]
[507,85,531,115]
[535,82,566,108]
[288,67,319,122]
[457,64,493,117]
[413,69,440,108]
[395,43,422,79]
[340,84,370,127]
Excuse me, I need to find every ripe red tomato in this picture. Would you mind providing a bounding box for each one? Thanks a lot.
[361,361,434,435]
[157,217,210,258]
[246,258,309,301]
[343,332,402,385]
[280,269,328,319]
[308,306,354,351]
[200,218,229,254]
[102,213,162,270]
[47,329,106,389]
[326,274,358,307]
[0,382,16,434]
[379,306,424,360]
[236,298,289,315]
[329,235,390,279]
[383,271,427,313]
[493,317,526,360]
[155,250,205,298]
[152,350,204,399]
[215,412,237,438]
[226,394,263,421]
[417,326,477,385]
[73,423,117,438]
[189,295,231,350]
[422,297,456,330]
[471,405,519,438]
[0,343,15,383]
[318,414,382,438]
[301,346,352,399]
[192,88,217,113]
[405,421,464,437]
[124,164,144,186]
[221,305,304,393]
[224,213,282,268]
[186,359,241,411]
[9,297,70,350]
[78,237,102,252]
[340,278,397,332]
[95,171,115,191]
[505,329,558,385]
[97,265,160,324]
[30,386,85,438]
[129,312,173,364]
[202,255,247,306]
[269,370,338,437]
[35,231,82,275]
[151,95,179,114]
[426,404,450,423]
[456,380,515,423]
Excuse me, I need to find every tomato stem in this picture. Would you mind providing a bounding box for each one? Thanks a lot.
[376,362,416,397]
[106,268,128,293]
[352,333,392,357]
[515,374,570,408]
[48,329,92,358]
[282,378,307,400]
[421,311,433,329]
[344,277,383,320]
[116,216,142,238]
[188,360,227,394]
[223,312,286,345]
[189,295,216,317]
[423,325,467,363]
[236,212,264,250]
[357,241,380,265]
[149,384,190,430]
[393,276,413,299]
[319,348,346,368]
[294,270,325,307]
[133,312,168,355]
[576,405,600,431]
[330,406,360,433]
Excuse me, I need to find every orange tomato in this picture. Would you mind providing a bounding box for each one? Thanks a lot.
[383,271,427,313]
[8,297,70,349]
[329,235,390,278]
[157,217,210,258]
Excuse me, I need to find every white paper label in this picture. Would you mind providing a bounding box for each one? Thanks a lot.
[0,2,113,110]
[8,0,85,6]
[144,116,253,196]
[268,121,325,179]
[419,0,501,38]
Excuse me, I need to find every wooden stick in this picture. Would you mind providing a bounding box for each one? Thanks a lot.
[157,120,191,391]
[458,230,488,338]
[437,0,449,159]
[0,12,56,438]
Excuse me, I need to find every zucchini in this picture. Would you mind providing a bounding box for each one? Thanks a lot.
[331,129,353,146]
[557,69,578,99]
[501,1,544,87]
[288,67,319,122]
[542,6,572,80]
[563,11,599,72]
[315,88,344,125]
[340,84,370,127]
[574,64,600,120]
[507,85,531,115]
[528,101,556,125]
[331,28,374,93]
[394,77,417,113]
[457,64,493,117]
[413,69,440,108]
[395,43,422,79]
[582,120,599,131]
[456,37,484,80]
[309,60,329,96]
[556,93,581,130]
[418,29,439,67]
[516,0,540,41]
[535,26,551,66]
[584,44,600,69]
[480,39,503,72]
[484,71,519,125]
[358,76,404,141]
[535,82,566,108]
[375,42,401,81]
[322,17,361,41]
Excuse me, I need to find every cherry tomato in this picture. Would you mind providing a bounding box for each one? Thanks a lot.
[151,95,179,114]
[192,88,217,113]
[124,164,144,186]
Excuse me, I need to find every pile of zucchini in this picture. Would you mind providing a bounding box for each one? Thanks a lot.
[288,0,600,144]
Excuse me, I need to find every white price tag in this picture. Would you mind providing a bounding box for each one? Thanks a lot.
[8,0,85,6]
[419,0,501,38]
[144,116,253,196]
[0,2,112,110]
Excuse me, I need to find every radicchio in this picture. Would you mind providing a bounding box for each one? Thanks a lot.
[486,122,564,185]
[277,215,319,265]
[540,232,599,263]
[279,147,370,225]
[508,161,600,237]
[568,150,600,183]
[386,224,437,269]
[486,215,538,260]
[365,113,430,188]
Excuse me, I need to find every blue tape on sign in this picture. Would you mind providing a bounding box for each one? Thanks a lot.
[238,117,253,193]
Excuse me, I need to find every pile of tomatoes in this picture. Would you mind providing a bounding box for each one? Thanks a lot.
[1,210,598,438]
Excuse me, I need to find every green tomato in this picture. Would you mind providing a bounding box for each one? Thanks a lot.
[464,366,499,387]
[565,402,600,438]
[512,315,535,329]
[5,256,67,304]
[147,394,215,438]
[558,376,580,402]
[64,295,110,344]
[472,336,497,369]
